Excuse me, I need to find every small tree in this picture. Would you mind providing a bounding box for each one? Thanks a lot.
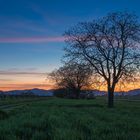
[64,12,140,107]
[49,62,93,98]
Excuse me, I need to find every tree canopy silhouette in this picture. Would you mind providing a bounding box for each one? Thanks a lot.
[64,12,140,107]
[49,62,93,98]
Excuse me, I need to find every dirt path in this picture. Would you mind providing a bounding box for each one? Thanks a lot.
[0,97,51,110]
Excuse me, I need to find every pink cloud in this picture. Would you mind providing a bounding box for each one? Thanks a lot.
[0,70,45,76]
[0,36,65,43]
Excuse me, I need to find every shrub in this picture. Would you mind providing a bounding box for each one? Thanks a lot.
[53,89,67,98]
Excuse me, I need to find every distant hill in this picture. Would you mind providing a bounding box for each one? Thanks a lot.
[0,88,140,96]
[89,89,140,96]
[0,90,3,93]
[127,89,140,96]
[0,88,53,97]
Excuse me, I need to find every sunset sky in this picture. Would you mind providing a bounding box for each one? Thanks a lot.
[0,0,140,91]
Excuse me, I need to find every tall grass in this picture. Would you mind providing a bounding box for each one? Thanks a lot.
[0,98,139,140]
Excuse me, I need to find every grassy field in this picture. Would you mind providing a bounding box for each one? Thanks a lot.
[0,97,140,140]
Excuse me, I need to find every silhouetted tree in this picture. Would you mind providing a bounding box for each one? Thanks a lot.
[64,12,140,107]
[49,62,93,98]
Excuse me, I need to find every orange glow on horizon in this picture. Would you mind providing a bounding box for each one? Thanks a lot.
[0,81,139,92]
[0,72,139,91]
[0,84,54,91]
[0,72,54,91]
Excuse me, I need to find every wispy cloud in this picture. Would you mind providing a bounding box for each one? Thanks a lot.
[0,79,13,82]
[0,70,45,76]
[0,83,54,91]
[0,36,65,43]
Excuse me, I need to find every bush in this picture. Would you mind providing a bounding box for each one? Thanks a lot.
[53,89,67,98]
[65,94,78,99]
[79,91,96,99]
[86,94,96,99]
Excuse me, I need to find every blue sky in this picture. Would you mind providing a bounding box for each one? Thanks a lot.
[0,0,140,90]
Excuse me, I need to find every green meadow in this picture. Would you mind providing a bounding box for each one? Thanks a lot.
[0,97,140,140]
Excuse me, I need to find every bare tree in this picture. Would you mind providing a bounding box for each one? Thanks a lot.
[64,12,140,107]
[49,62,93,98]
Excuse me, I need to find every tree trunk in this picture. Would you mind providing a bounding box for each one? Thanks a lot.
[75,88,80,99]
[108,86,115,108]
[76,90,80,99]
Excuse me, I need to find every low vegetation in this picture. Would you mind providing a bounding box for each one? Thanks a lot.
[0,97,139,140]
[0,110,9,120]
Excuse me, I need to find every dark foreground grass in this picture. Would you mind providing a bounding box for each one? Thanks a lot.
[0,97,140,140]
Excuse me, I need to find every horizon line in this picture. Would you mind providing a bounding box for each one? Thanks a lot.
[0,87,139,92]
